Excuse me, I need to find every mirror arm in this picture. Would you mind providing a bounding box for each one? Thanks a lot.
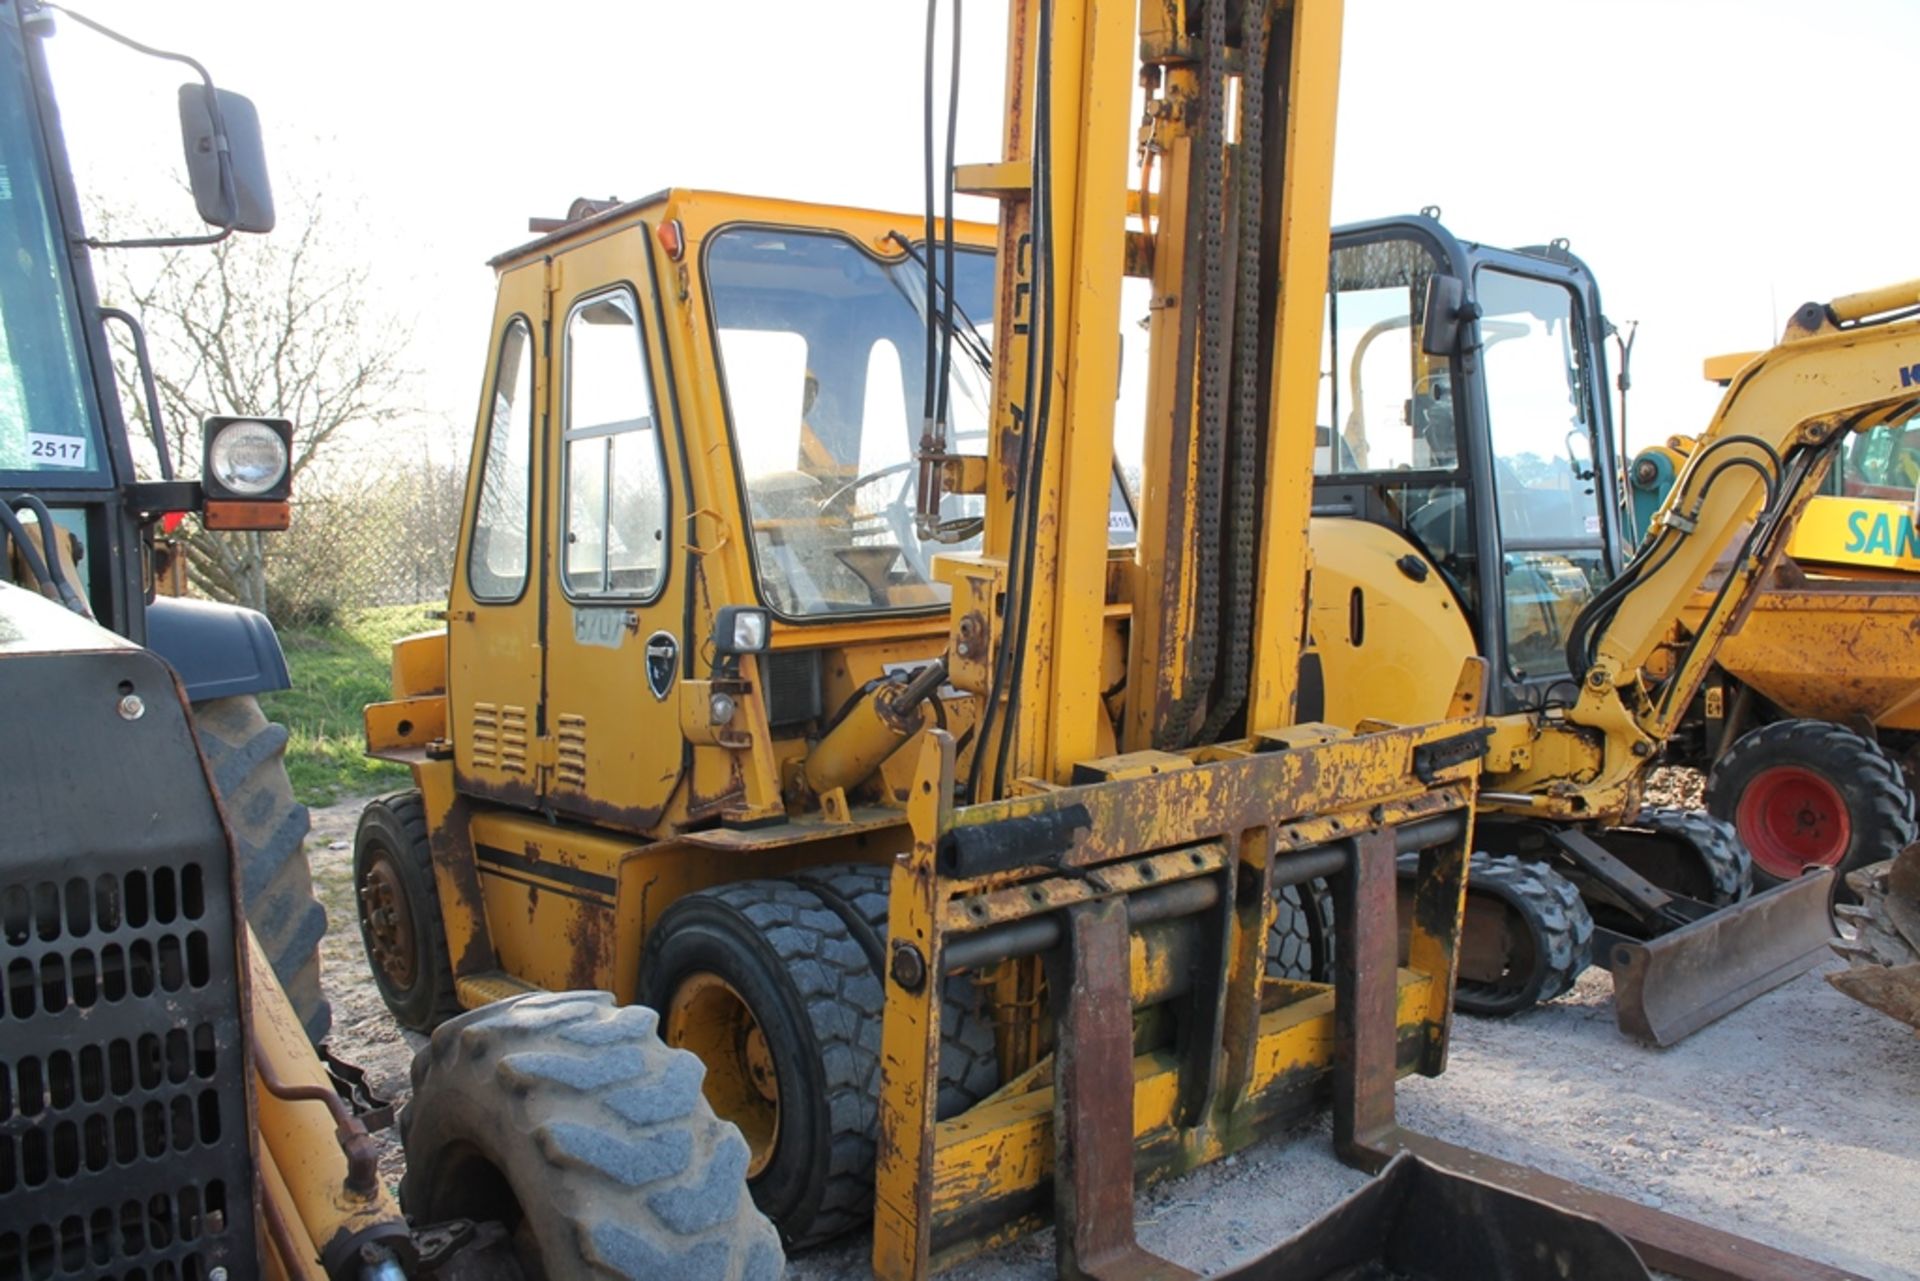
[37,3,239,249]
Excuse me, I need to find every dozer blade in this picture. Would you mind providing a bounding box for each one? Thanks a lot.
[1217,1152,1652,1281]
[1607,869,1835,1046]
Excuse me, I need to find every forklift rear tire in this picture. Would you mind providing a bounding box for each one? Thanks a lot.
[640,880,885,1249]
[401,991,784,1281]
[1707,719,1917,891]
[191,694,330,1043]
[793,863,1000,1117]
[1266,878,1337,982]
[1446,852,1593,1018]
[354,790,462,1033]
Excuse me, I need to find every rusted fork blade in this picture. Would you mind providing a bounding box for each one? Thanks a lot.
[1608,869,1835,1047]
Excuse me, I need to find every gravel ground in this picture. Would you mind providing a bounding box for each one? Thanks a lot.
[306,789,1919,1281]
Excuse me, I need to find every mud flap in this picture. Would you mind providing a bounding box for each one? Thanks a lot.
[1216,1152,1651,1280]
[1607,869,1835,1046]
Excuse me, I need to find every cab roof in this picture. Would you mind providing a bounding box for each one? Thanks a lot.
[489,188,997,272]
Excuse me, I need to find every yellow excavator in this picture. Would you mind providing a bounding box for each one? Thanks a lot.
[1628,373,1920,895]
[1291,217,1920,1046]
[354,1,1861,1277]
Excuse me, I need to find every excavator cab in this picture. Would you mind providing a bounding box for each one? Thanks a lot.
[1310,214,1624,723]
[1305,214,1841,1046]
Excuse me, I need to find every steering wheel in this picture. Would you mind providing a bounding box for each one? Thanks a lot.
[815,460,936,585]
[817,459,915,515]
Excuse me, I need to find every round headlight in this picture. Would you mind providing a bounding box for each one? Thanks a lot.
[207,420,288,496]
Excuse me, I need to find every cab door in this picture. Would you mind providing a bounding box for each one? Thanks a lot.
[538,228,687,831]
[447,264,546,804]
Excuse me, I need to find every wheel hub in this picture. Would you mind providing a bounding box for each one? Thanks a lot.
[1737,764,1852,880]
[666,972,779,1177]
[359,855,418,990]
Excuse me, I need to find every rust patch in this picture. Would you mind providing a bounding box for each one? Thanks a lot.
[429,793,497,976]
[564,899,615,992]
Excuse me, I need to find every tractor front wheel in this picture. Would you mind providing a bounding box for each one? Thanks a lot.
[190,693,330,1043]
[1708,720,1916,890]
[400,991,783,1280]
[1436,852,1594,1018]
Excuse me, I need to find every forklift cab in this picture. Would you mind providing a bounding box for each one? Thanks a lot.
[1312,214,1623,714]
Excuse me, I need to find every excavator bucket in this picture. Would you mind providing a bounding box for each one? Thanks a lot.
[1607,870,1836,1046]
[1829,844,1920,1030]
[1218,1153,1653,1281]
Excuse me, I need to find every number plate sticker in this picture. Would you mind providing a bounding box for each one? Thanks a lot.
[27,433,88,468]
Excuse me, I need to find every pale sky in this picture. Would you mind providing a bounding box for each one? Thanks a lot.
[38,0,1920,463]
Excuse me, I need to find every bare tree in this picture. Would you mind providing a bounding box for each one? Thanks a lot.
[93,187,417,612]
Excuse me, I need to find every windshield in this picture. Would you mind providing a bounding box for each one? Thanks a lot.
[706,226,995,617]
[1476,267,1607,682]
[0,10,102,480]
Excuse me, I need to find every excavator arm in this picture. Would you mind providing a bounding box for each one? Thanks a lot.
[1488,282,1920,811]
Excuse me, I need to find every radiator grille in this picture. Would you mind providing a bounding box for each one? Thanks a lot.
[761,650,822,730]
[2,865,253,1278]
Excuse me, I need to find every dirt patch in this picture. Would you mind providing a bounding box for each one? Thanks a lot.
[309,790,1918,1278]
[1643,765,1707,811]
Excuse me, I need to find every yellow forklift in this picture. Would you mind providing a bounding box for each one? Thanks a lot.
[357,1,1861,1277]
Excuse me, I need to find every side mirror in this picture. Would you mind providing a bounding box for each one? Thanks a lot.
[1419,274,1468,357]
[179,86,275,234]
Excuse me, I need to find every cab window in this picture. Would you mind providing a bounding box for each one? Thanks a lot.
[467,319,534,600]
[562,289,669,600]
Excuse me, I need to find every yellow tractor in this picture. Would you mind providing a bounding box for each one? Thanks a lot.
[355,2,1857,1277]
[1,6,779,1278]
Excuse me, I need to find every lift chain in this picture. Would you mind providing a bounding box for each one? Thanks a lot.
[1162,0,1231,748]
[1199,2,1269,743]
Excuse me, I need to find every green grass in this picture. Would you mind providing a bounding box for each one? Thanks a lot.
[262,603,441,808]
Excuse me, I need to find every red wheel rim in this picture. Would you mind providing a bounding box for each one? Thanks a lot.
[1735,764,1851,880]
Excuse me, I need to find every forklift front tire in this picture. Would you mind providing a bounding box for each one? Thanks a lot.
[354,790,461,1033]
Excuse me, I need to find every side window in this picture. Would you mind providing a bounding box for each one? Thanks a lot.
[1320,239,1454,476]
[468,319,534,601]
[563,289,669,598]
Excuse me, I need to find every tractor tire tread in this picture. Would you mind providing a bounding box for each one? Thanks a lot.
[401,992,783,1280]
[191,694,330,1043]
[1631,806,1751,904]
[1265,877,1336,982]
